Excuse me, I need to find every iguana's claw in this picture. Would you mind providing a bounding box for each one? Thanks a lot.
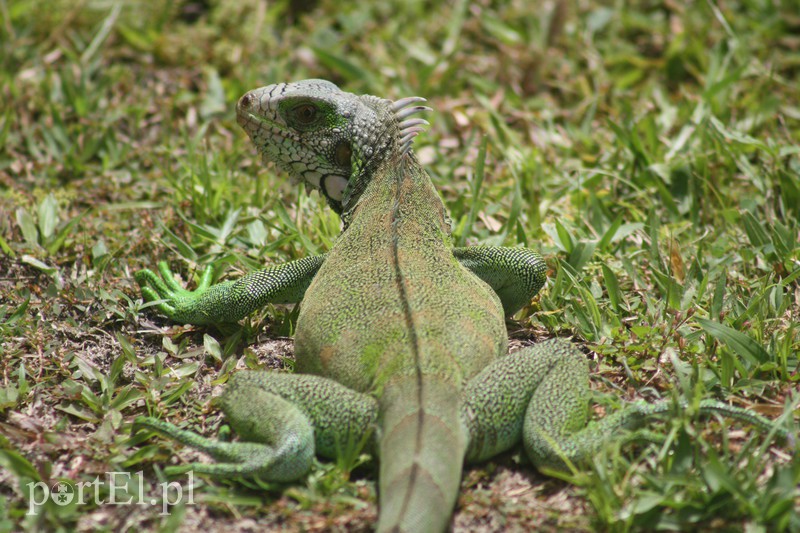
[157,261,188,292]
[135,262,216,324]
[135,266,179,317]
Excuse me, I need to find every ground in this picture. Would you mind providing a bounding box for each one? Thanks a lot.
[1,1,799,531]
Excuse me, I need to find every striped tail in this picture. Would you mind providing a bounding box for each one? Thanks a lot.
[376,376,467,533]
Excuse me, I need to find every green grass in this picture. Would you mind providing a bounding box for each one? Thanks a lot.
[1,0,798,531]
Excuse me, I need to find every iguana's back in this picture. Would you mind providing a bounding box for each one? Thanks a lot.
[295,156,506,393]
[296,156,506,531]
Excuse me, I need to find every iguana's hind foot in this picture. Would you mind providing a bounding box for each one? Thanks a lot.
[463,338,789,471]
[134,372,378,482]
[462,338,591,466]
[133,385,315,481]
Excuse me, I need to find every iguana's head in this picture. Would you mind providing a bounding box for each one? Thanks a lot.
[236,79,429,214]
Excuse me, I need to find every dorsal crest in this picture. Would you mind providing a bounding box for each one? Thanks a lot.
[391,96,431,155]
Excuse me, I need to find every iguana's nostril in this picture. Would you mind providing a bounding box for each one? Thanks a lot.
[238,93,253,110]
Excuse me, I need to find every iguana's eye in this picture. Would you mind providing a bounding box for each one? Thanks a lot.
[334,141,352,167]
[292,104,318,124]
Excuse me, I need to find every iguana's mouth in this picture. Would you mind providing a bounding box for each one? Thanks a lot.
[240,112,290,135]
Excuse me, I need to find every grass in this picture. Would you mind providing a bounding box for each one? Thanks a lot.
[1,0,798,531]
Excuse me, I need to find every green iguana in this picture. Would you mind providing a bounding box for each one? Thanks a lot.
[134,79,788,532]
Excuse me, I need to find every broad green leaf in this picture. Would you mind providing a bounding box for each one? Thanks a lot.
[602,264,621,313]
[567,241,596,271]
[15,208,38,247]
[741,210,770,248]
[109,387,145,410]
[37,194,59,240]
[56,403,101,423]
[47,213,83,255]
[21,255,57,277]
[555,220,574,253]
[0,448,41,480]
[597,216,622,252]
[203,334,222,362]
[696,317,770,365]
[247,219,268,247]
[0,232,13,257]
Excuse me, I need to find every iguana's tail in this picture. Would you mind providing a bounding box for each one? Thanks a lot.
[376,376,467,533]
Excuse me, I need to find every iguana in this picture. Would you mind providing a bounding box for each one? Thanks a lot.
[134,79,789,532]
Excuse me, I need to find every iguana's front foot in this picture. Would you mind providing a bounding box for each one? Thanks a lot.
[136,255,326,325]
[136,262,219,325]
[134,373,378,481]
[463,338,790,470]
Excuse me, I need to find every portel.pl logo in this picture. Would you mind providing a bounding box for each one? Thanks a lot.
[27,471,194,515]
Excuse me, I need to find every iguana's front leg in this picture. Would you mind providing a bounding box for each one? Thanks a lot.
[134,373,378,481]
[453,246,546,316]
[136,254,325,325]
[462,338,789,469]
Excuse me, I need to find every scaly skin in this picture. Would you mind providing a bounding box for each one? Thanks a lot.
[134,80,790,533]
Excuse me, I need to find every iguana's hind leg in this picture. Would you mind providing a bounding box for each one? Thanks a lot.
[134,373,377,480]
[453,246,546,315]
[462,338,591,465]
[462,338,788,470]
[134,388,315,481]
[222,372,379,459]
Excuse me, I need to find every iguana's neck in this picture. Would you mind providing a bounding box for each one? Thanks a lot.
[342,152,451,240]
